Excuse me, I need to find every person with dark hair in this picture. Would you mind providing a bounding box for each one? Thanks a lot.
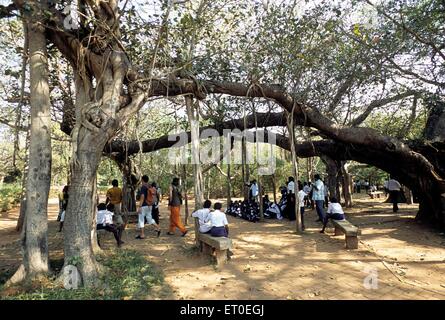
[386,176,405,212]
[58,186,69,232]
[320,197,345,233]
[106,179,123,226]
[287,176,295,194]
[136,175,161,239]
[168,177,187,236]
[312,174,326,222]
[192,199,212,233]
[151,182,161,225]
[249,179,259,203]
[97,202,124,247]
[209,202,229,237]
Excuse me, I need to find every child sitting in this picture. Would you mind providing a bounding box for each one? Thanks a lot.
[320,197,345,233]
[191,199,212,233]
[97,203,124,247]
[209,202,229,237]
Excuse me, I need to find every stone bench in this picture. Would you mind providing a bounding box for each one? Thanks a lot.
[97,228,112,247]
[331,219,360,249]
[368,191,384,199]
[194,218,232,267]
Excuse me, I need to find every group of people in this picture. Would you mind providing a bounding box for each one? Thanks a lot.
[278,174,345,233]
[56,172,407,247]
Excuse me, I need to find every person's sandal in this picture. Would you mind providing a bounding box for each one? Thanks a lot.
[181,230,188,237]
[135,235,145,239]
[167,232,174,235]
[157,230,161,237]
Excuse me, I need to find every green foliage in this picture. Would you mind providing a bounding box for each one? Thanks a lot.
[0,183,21,212]
[0,250,164,300]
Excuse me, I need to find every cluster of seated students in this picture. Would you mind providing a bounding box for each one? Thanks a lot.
[225,193,287,223]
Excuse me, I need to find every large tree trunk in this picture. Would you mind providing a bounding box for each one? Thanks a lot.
[321,155,342,201]
[16,123,30,232]
[9,12,51,284]
[186,97,204,210]
[116,157,140,215]
[340,161,353,207]
[64,135,103,286]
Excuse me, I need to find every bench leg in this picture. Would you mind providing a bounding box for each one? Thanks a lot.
[334,226,343,236]
[201,242,213,255]
[345,235,358,249]
[214,249,228,267]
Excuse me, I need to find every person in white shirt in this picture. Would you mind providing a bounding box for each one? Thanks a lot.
[297,182,307,230]
[287,176,295,194]
[209,202,229,237]
[387,176,403,212]
[192,200,212,233]
[96,203,123,247]
[320,197,345,233]
[249,180,259,203]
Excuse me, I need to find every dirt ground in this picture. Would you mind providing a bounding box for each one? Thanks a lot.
[1,193,445,300]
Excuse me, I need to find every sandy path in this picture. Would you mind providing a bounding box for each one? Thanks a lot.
[1,194,445,299]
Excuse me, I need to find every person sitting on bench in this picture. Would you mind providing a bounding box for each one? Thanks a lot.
[209,202,229,237]
[192,199,212,234]
[320,197,345,233]
[97,203,124,247]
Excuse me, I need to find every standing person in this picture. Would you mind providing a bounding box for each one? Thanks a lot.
[298,182,307,230]
[249,180,259,203]
[387,176,404,212]
[320,197,345,233]
[312,174,326,222]
[192,199,212,234]
[303,182,311,208]
[58,185,69,232]
[168,177,187,236]
[106,179,124,227]
[136,175,161,239]
[209,202,229,237]
[323,180,329,208]
[151,182,161,225]
[287,177,295,194]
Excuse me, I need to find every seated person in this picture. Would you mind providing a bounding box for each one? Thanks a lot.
[97,203,124,247]
[209,202,229,237]
[191,199,212,233]
[320,197,345,233]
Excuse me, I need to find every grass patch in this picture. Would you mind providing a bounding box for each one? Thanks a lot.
[0,183,21,212]
[0,250,165,300]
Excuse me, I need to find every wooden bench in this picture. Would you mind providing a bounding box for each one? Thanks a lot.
[194,218,232,267]
[331,219,360,249]
[368,191,384,199]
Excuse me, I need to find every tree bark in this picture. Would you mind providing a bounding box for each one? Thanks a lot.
[340,161,353,207]
[321,155,342,201]
[186,96,204,210]
[9,10,51,284]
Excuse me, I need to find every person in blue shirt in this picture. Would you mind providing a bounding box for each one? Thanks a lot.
[312,174,326,222]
